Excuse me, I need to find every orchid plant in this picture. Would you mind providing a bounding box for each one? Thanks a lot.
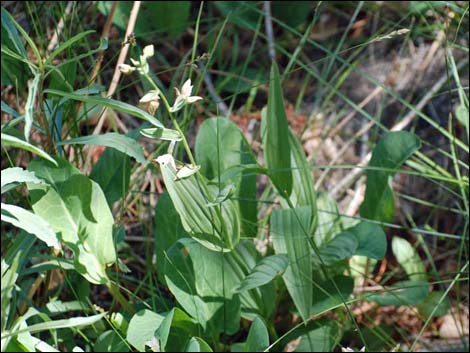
[121,45,202,180]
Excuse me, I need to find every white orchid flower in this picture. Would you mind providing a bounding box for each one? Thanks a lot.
[140,90,160,115]
[170,79,202,112]
[175,164,200,181]
[118,64,136,74]
[155,154,177,170]
[139,90,160,103]
[142,44,154,60]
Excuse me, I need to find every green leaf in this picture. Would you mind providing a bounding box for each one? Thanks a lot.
[1,8,28,59]
[1,133,58,166]
[263,63,292,196]
[349,221,387,260]
[360,131,420,223]
[272,2,312,28]
[294,321,340,352]
[1,7,35,88]
[1,313,106,339]
[1,167,47,194]
[1,203,59,249]
[245,316,269,352]
[45,30,95,66]
[58,133,147,165]
[233,242,277,320]
[271,206,313,322]
[140,126,182,141]
[280,130,317,220]
[311,276,354,315]
[185,337,213,352]
[98,1,190,38]
[195,117,258,237]
[206,184,235,207]
[155,307,198,352]
[94,331,129,352]
[417,291,450,318]
[314,192,342,247]
[455,104,469,139]
[24,73,40,142]
[159,156,240,252]
[367,280,429,306]
[235,254,288,292]
[27,158,116,284]
[314,231,358,266]
[90,147,131,204]
[164,238,241,336]
[44,89,163,128]
[127,309,164,352]
[1,253,20,332]
[2,7,42,71]
[154,193,188,285]
[391,236,426,281]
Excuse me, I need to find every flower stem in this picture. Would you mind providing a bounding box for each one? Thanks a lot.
[142,73,197,166]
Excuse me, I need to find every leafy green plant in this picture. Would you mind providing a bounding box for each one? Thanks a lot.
[2,2,468,352]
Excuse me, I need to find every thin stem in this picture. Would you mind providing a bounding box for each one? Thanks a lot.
[142,72,197,166]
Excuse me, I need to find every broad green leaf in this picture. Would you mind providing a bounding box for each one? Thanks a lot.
[367,280,429,306]
[311,276,354,315]
[1,133,57,166]
[154,193,188,285]
[94,331,129,352]
[98,1,190,37]
[44,89,163,128]
[235,254,288,292]
[232,241,277,320]
[164,238,241,336]
[90,147,131,204]
[158,156,240,252]
[313,231,357,266]
[360,132,420,223]
[58,132,147,165]
[127,309,164,352]
[271,206,313,322]
[140,126,182,141]
[24,73,40,142]
[155,308,198,352]
[391,236,426,281]
[280,130,317,223]
[314,192,342,247]
[206,184,235,207]
[263,63,292,196]
[349,221,387,260]
[245,316,269,352]
[195,117,258,237]
[1,167,46,194]
[27,158,116,284]
[294,321,340,352]
[1,313,106,339]
[1,203,59,249]
[276,319,340,352]
[45,30,95,65]
[417,291,450,318]
[185,337,213,352]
